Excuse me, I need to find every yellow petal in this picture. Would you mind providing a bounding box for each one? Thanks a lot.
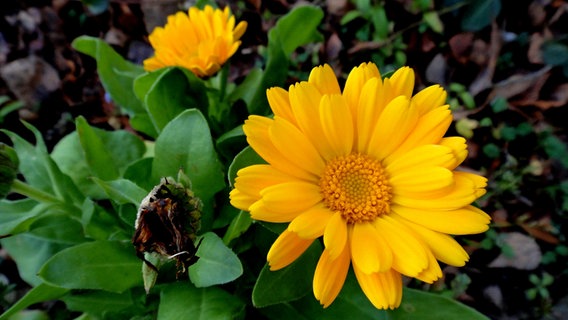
[366,96,418,160]
[320,94,354,157]
[356,78,385,152]
[323,211,348,259]
[411,84,447,116]
[373,215,428,277]
[390,204,490,235]
[414,248,442,283]
[244,117,315,181]
[385,144,456,174]
[353,266,402,309]
[392,170,482,210]
[390,167,454,197]
[288,82,333,159]
[313,245,350,308]
[232,164,292,197]
[267,230,313,270]
[260,181,322,214]
[387,66,415,99]
[269,117,326,177]
[267,87,296,125]
[387,105,452,160]
[288,203,334,239]
[308,64,341,95]
[397,216,471,267]
[229,188,255,211]
[249,200,301,223]
[350,222,392,274]
[343,62,381,115]
[439,137,468,169]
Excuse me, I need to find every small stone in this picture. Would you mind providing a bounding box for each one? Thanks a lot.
[488,232,542,270]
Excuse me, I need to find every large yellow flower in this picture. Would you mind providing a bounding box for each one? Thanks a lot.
[230,63,490,309]
[143,5,247,77]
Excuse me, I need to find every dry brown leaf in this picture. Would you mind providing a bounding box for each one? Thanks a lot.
[449,32,474,64]
[491,66,552,101]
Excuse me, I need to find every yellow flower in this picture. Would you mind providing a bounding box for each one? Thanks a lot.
[230,63,490,309]
[143,5,247,77]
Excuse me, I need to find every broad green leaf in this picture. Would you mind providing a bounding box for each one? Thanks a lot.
[222,210,252,245]
[123,157,155,191]
[71,36,156,137]
[388,288,489,319]
[0,199,42,236]
[227,146,266,187]
[268,6,324,56]
[2,124,84,207]
[152,109,225,211]
[81,198,127,241]
[92,178,148,206]
[0,283,68,320]
[252,240,322,307]
[461,0,501,32]
[38,240,142,292]
[134,67,208,134]
[188,232,243,287]
[71,36,144,114]
[0,144,18,198]
[52,123,146,198]
[28,214,88,245]
[62,290,137,315]
[157,283,245,320]
[371,6,389,40]
[1,233,75,286]
[216,124,246,160]
[76,116,119,180]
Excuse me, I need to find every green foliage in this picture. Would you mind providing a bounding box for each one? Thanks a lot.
[461,0,501,32]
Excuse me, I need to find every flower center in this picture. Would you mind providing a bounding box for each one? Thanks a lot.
[320,153,392,224]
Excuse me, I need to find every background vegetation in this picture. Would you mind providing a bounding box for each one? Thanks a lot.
[0,0,567,319]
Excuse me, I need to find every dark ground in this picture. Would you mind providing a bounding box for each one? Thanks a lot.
[1,0,568,319]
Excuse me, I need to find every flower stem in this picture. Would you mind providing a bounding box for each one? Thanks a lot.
[10,179,61,204]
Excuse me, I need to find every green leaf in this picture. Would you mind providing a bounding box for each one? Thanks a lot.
[1,233,75,286]
[371,6,389,39]
[52,123,146,198]
[92,178,148,206]
[188,232,243,287]
[0,199,42,236]
[27,214,87,245]
[222,210,252,245]
[38,240,142,292]
[71,36,156,137]
[541,41,568,66]
[388,288,489,319]
[157,282,245,320]
[216,125,247,160]
[152,109,225,212]
[423,11,443,33]
[2,124,84,206]
[72,36,144,114]
[123,157,155,191]
[0,283,68,320]
[134,67,208,134]
[228,146,266,187]
[76,116,119,180]
[62,290,137,315]
[270,6,324,56]
[252,241,322,307]
[259,272,488,320]
[461,0,501,32]
[81,199,124,241]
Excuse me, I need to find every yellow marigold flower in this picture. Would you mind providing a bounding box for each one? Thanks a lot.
[143,5,247,77]
[230,63,490,309]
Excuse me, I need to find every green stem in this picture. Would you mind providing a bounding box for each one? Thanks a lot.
[10,179,61,204]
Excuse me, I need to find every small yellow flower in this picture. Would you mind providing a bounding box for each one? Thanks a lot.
[230,63,490,309]
[143,5,247,77]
